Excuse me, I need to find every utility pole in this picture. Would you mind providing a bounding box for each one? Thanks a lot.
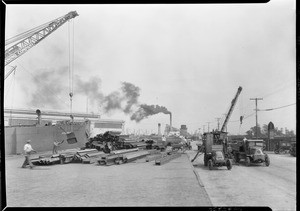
[203,125,206,133]
[250,98,263,139]
[216,118,221,131]
[206,122,211,132]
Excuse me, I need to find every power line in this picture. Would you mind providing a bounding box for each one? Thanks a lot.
[258,103,296,111]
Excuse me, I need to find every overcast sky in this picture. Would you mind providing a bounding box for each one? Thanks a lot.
[4,1,296,135]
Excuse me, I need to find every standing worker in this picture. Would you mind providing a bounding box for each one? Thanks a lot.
[53,139,64,154]
[21,140,37,169]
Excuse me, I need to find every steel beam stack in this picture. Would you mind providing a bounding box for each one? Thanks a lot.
[118,151,150,164]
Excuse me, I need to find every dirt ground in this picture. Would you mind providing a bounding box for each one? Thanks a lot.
[4,150,212,207]
[188,141,296,211]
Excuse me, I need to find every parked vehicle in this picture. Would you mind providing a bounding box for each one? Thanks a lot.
[274,141,291,154]
[231,139,270,166]
[289,142,296,157]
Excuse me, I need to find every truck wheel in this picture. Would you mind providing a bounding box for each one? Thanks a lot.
[208,160,213,170]
[226,159,232,170]
[265,155,270,167]
[246,157,251,166]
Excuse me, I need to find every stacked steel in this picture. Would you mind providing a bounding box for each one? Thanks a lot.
[97,148,149,166]
[31,154,61,165]
[73,149,105,164]
[98,154,121,166]
[116,151,150,164]
[60,150,78,164]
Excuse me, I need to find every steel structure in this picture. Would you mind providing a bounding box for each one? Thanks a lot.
[5,11,79,67]
[220,86,242,132]
[4,108,99,119]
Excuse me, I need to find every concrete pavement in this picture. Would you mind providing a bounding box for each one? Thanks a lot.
[4,150,212,207]
[187,141,296,211]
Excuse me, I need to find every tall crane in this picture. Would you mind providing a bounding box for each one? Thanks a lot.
[4,11,79,72]
[220,86,242,132]
[191,86,242,163]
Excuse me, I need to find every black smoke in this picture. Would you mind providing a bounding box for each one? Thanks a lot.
[130,104,171,122]
[29,67,68,109]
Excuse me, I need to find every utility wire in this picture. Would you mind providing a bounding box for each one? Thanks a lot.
[258,103,296,111]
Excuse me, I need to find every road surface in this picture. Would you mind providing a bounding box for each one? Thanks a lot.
[188,141,296,211]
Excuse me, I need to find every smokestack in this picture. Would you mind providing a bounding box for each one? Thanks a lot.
[158,123,161,136]
[36,109,41,125]
[169,113,172,132]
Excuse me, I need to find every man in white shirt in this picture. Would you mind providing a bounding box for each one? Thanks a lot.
[21,140,37,169]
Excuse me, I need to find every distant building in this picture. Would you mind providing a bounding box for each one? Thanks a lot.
[180,125,188,137]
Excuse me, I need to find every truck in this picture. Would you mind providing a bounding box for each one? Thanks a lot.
[201,131,232,170]
[289,142,296,157]
[191,86,243,170]
[231,139,270,166]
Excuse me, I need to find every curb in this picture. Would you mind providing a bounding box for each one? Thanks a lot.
[184,152,213,206]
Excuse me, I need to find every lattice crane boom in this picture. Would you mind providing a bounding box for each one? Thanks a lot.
[5,11,79,66]
[220,86,242,132]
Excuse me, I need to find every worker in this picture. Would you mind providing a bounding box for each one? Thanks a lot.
[52,139,64,154]
[21,140,37,169]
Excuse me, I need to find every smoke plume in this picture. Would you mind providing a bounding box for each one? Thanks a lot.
[130,104,171,122]
[30,71,170,123]
[30,67,68,109]
[102,81,140,114]
[121,82,140,113]
[75,76,104,105]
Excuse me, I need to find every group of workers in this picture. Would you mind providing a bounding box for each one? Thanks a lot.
[21,139,64,169]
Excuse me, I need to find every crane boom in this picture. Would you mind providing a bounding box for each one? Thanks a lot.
[220,86,242,132]
[5,11,79,66]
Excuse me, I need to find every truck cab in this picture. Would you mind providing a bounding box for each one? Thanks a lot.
[232,139,269,166]
[203,131,232,170]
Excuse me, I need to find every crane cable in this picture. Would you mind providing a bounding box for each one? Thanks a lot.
[4,66,16,101]
[68,19,75,125]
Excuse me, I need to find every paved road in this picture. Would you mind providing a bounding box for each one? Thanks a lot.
[4,150,212,207]
[188,141,296,211]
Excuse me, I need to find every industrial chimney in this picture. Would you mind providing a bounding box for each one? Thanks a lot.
[169,113,172,132]
[158,123,161,136]
[36,109,41,125]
